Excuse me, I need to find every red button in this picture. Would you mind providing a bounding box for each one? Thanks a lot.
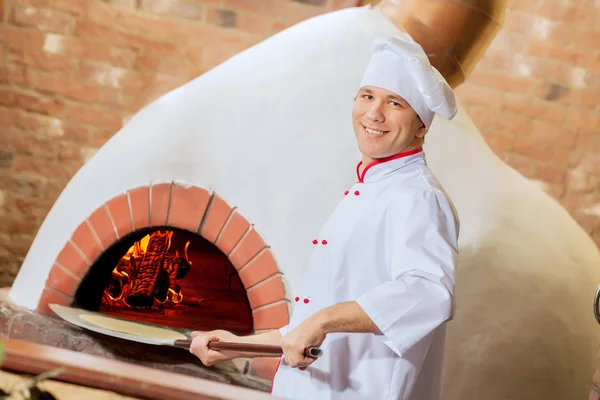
[354,190,360,196]
[344,190,349,195]
[295,297,299,302]
[303,298,310,304]
[321,240,328,245]
[312,239,318,245]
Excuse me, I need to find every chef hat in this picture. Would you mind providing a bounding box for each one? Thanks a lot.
[359,36,458,128]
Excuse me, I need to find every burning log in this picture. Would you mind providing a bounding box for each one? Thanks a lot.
[121,256,138,282]
[127,231,170,307]
[164,255,191,281]
[104,256,137,302]
[102,230,191,308]
[157,254,190,303]
[121,257,137,300]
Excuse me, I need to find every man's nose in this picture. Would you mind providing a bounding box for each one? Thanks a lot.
[366,104,384,122]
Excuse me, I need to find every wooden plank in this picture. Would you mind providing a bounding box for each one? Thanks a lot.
[0,338,276,400]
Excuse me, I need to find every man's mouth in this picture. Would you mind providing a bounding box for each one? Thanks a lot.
[363,125,388,136]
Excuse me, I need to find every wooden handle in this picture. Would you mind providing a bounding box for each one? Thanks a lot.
[209,341,323,358]
[209,342,283,354]
[175,340,322,358]
[173,339,192,349]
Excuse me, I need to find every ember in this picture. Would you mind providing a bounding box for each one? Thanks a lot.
[102,230,191,309]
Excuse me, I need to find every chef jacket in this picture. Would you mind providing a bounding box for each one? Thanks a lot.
[271,148,459,400]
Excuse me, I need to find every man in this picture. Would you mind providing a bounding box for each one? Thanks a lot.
[190,36,459,400]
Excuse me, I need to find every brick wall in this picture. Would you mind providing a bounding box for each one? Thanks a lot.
[454,0,600,245]
[0,0,599,287]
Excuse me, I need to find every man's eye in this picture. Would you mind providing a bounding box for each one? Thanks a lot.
[390,101,403,107]
[363,95,373,99]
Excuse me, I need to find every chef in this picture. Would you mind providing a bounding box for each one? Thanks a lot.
[190,36,460,400]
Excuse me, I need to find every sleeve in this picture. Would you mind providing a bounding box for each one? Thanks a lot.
[355,190,459,357]
[279,324,290,337]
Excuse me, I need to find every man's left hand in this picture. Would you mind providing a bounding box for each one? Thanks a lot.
[280,316,326,370]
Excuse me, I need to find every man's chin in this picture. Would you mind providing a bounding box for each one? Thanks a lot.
[358,151,385,164]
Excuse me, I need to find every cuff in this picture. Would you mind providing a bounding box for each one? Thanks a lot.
[355,297,404,357]
[278,324,290,337]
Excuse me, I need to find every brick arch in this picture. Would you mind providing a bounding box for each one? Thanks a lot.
[37,181,289,379]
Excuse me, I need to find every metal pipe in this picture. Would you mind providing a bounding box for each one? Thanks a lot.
[361,0,507,88]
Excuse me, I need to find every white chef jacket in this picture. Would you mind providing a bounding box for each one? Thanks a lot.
[271,148,459,400]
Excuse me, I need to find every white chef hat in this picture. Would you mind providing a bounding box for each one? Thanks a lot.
[359,36,458,128]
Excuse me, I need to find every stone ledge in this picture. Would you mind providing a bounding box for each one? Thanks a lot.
[1,338,277,400]
[0,298,271,393]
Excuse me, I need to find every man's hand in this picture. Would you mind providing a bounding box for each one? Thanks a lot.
[280,301,381,369]
[189,329,240,366]
[281,316,326,370]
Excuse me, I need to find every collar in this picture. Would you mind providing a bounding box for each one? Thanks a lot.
[356,148,424,183]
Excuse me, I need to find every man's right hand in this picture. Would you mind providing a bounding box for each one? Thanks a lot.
[189,329,240,366]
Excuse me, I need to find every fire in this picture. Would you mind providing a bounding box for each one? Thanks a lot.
[102,230,192,308]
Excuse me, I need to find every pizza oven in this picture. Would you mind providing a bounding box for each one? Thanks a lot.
[35,183,287,337]
[4,177,294,384]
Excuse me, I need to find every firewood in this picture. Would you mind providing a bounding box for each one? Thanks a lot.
[126,231,169,307]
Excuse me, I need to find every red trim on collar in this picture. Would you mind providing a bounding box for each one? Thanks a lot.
[356,147,423,183]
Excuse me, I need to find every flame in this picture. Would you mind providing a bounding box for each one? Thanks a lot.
[122,236,148,260]
[170,288,183,303]
[166,231,173,251]
[102,230,189,309]
[184,241,191,265]
[155,288,184,304]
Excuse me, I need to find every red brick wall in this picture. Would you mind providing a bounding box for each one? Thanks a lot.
[454,0,600,245]
[0,0,599,287]
[0,0,357,286]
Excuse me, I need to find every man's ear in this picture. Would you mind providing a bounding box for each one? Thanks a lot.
[415,118,428,139]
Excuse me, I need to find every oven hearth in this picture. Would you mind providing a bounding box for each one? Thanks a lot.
[74,227,253,335]
[0,290,271,393]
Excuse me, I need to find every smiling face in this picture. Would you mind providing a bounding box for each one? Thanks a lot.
[352,86,428,165]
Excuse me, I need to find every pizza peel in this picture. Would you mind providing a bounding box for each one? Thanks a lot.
[49,304,322,358]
